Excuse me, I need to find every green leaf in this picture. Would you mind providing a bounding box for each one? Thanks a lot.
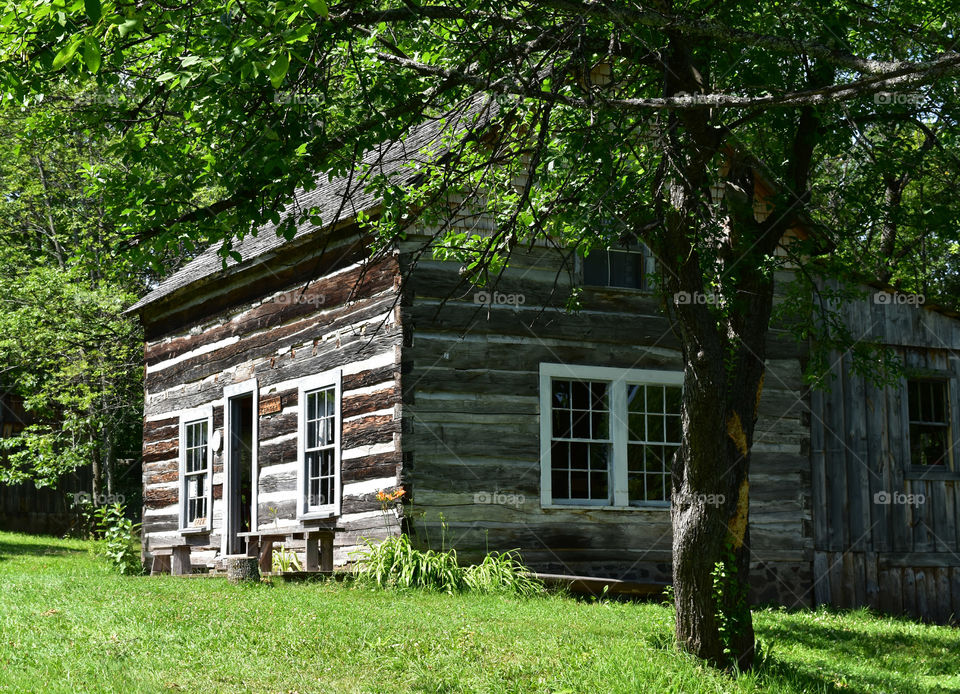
[117,16,143,38]
[52,38,82,70]
[306,0,329,18]
[269,52,290,88]
[82,37,101,73]
[84,0,102,23]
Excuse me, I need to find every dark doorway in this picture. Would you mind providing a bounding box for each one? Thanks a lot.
[226,394,254,554]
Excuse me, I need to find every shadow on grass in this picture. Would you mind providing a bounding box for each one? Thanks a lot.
[0,536,86,559]
[752,611,960,693]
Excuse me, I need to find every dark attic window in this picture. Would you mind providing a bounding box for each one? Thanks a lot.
[907,379,952,466]
[582,245,652,290]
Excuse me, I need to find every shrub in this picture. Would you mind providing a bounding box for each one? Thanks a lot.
[92,503,143,575]
[353,534,542,596]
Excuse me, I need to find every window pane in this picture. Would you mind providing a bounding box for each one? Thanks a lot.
[932,382,946,422]
[665,386,682,415]
[307,418,319,449]
[608,250,643,289]
[571,410,591,439]
[570,441,588,469]
[666,415,682,443]
[628,412,645,442]
[571,381,591,410]
[647,414,664,442]
[552,470,569,499]
[569,470,590,498]
[582,252,608,286]
[553,409,571,438]
[628,443,644,472]
[627,384,644,412]
[324,389,336,417]
[647,386,664,413]
[908,380,920,421]
[591,411,609,439]
[551,441,570,469]
[590,472,609,499]
[590,382,608,409]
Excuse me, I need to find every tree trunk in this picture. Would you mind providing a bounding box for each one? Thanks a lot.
[671,346,760,669]
[103,424,115,499]
[91,436,103,505]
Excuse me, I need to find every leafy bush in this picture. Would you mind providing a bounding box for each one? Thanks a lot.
[92,503,143,575]
[353,534,542,596]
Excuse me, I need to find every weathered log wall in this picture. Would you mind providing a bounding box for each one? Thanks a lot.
[400,239,813,604]
[811,286,960,622]
[141,241,405,569]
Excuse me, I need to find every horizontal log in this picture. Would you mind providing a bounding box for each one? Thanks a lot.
[145,327,401,417]
[342,451,402,483]
[147,294,398,393]
[342,386,400,420]
[143,417,178,442]
[143,439,178,464]
[145,255,398,366]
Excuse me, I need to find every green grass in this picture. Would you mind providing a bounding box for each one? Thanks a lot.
[0,532,957,693]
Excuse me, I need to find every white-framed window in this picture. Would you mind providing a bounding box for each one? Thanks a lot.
[179,407,213,532]
[539,363,682,509]
[581,243,656,291]
[297,369,342,518]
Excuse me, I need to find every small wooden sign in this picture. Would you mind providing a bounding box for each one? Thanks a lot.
[259,396,282,416]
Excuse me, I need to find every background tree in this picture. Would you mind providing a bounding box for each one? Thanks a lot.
[0,99,153,505]
[2,0,959,668]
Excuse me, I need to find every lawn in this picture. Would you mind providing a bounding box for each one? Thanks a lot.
[0,532,957,693]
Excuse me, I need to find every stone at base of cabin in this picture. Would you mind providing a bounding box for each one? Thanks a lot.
[224,555,260,583]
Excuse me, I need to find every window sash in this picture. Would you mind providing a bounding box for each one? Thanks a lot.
[582,246,655,291]
[180,415,211,531]
[907,379,952,467]
[298,376,341,517]
[540,365,682,509]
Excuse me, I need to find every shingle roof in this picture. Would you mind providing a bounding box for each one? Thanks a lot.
[128,97,494,314]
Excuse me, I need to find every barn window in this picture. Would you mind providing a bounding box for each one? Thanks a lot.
[179,410,213,532]
[582,244,655,291]
[540,364,682,508]
[297,370,342,518]
[908,379,951,466]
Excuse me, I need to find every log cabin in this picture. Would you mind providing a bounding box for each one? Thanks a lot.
[128,107,960,623]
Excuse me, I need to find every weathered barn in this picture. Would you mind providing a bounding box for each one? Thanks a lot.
[129,110,960,623]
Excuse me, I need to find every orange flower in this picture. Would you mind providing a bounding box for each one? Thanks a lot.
[376,487,406,503]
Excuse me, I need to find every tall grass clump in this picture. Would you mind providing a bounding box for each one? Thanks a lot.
[353,534,542,597]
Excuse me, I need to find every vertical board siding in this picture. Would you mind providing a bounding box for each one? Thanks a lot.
[810,282,960,623]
